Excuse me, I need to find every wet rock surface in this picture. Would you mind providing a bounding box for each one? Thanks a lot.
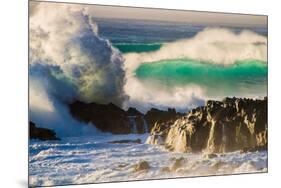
[133,161,151,172]
[171,157,186,171]
[147,97,268,153]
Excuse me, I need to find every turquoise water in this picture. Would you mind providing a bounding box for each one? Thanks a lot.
[114,43,162,53]
[135,59,267,97]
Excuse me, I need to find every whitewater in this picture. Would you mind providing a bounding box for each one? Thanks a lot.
[29,135,267,186]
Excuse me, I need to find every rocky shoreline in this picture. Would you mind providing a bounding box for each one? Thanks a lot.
[29,121,60,141]
[30,96,268,154]
[147,97,267,153]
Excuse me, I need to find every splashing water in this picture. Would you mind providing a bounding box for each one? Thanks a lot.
[29,135,267,187]
[128,116,138,134]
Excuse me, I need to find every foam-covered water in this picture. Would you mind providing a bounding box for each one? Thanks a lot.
[29,135,267,187]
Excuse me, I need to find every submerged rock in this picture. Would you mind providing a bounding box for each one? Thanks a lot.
[203,153,218,159]
[160,167,171,173]
[212,160,227,170]
[240,144,268,153]
[29,121,60,141]
[171,157,186,171]
[147,97,267,153]
[133,161,151,172]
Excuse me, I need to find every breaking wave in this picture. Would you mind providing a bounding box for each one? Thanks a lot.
[124,28,267,112]
[29,3,127,136]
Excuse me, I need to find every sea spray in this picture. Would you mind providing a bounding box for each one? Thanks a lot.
[205,120,216,153]
[220,124,226,153]
[29,136,268,186]
[141,116,149,133]
[124,28,267,68]
[128,116,138,134]
[124,28,267,112]
[29,2,127,136]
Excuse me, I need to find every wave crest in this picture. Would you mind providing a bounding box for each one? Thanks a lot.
[124,28,267,112]
[29,2,127,136]
[124,28,267,72]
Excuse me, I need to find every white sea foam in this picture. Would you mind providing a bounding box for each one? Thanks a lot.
[29,2,127,136]
[123,75,206,113]
[123,28,267,112]
[124,28,267,70]
[29,136,267,187]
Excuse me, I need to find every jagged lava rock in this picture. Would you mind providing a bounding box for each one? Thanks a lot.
[69,101,182,134]
[144,108,184,132]
[69,101,132,134]
[29,121,60,141]
[147,97,267,153]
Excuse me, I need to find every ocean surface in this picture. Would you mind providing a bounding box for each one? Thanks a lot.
[29,15,268,187]
[96,18,267,46]
[29,134,267,186]
[98,18,268,111]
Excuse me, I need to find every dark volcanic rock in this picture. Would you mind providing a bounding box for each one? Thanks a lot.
[69,101,180,134]
[144,108,184,132]
[69,101,132,134]
[147,97,267,153]
[108,139,141,144]
[127,107,143,116]
[29,121,60,141]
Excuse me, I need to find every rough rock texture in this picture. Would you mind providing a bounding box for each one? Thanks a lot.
[147,97,267,153]
[133,161,151,172]
[29,121,60,141]
[144,108,184,132]
[69,101,132,134]
[69,101,181,134]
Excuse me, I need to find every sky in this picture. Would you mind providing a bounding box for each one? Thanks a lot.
[30,1,267,27]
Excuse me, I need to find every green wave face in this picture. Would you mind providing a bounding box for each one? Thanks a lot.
[135,59,267,97]
[113,43,162,53]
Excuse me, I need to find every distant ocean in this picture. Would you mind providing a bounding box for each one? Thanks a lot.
[95,18,267,111]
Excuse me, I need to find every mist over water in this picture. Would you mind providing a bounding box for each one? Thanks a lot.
[29,3,127,136]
